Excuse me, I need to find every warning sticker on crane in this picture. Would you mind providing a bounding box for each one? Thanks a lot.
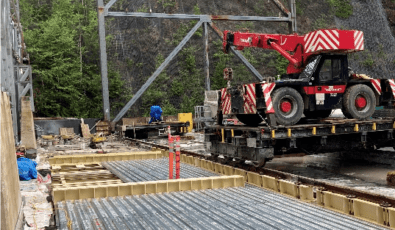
[316,93,325,105]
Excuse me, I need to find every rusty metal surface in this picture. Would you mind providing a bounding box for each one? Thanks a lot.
[272,0,291,15]
[56,185,384,230]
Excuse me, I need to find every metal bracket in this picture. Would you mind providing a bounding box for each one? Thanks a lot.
[289,138,297,148]
[361,131,367,143]
[266,114,277,127]
[388,131,394,140]
[320,136,327,146]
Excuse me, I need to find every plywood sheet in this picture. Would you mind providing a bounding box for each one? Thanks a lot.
[1,92,22,230]
[81,124,91,138]
[20,96,36,149]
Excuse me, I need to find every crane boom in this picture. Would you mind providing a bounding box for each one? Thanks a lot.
[223,29,364,74]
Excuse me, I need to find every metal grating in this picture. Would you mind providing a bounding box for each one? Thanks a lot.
[56,185,385,230]
[102,158,218,182]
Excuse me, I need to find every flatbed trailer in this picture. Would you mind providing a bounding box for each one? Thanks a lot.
[119,121,190,139]
[204,118,395,167]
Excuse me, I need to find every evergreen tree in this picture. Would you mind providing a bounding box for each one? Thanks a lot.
[20,0,129,118]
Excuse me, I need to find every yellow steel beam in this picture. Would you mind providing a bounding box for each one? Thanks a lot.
[49,151,164,165]
[53,175,245,202]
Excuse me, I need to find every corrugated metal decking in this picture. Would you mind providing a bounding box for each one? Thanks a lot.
[57,185,385,230]
[102,158,218,182]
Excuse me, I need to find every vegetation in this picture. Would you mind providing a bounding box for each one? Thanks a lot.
[362,53,375,67]
[20,0,130,118]
[326,0,353,19]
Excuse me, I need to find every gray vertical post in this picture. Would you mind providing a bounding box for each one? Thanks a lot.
[1,0,18,142]
[97,0,111,121]
[288,0,297,33]
[203,22,210,91]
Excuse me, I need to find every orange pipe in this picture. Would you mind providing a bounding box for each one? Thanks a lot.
[169,136,174,179]
[176,136,181,179]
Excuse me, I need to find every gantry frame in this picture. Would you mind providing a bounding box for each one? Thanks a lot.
[97,0,297,122]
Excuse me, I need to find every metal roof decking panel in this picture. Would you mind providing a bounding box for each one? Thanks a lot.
[102,158,218,182]
[57,185,385,230]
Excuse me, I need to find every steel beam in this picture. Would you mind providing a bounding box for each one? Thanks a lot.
[112,20,203,123]
[105,0,118,10]
[18,67,29,82]
[49,151,164,165]
[1,0,19,141]
[19,83,30,98]
[203,22,210,91]
[106,12,291,22]
[53,175,244,202]
[272,0,291,16]
[97,0,111,121]
[289,0,297,33]
[208,22,264,82]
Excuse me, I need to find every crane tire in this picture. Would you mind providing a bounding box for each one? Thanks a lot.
[342,84,376,119]
[272,87,304,125]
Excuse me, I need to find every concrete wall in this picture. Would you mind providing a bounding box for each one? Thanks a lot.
[1,92,22,230]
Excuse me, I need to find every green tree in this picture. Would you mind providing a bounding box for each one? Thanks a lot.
[20,0,130,118]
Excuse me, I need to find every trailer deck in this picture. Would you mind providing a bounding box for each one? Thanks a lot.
[205,118,395,167]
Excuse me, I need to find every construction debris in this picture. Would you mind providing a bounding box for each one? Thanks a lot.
[387,171,395,186]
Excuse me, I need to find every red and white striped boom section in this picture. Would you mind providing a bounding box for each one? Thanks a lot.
[223,29,364,74]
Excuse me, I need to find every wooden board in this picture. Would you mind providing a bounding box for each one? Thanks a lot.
[96,121,110,135]
[59,127,74,136]
[20,96,37,149]
[81,124,91,138]
[1,92,22,230]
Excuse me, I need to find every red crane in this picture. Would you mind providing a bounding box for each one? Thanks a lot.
[219,29,395,126]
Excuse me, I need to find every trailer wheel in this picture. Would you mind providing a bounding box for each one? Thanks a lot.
[236,114,263,126]
[304,109,332,118]
[342,84,376,119]
[272,87,304,125]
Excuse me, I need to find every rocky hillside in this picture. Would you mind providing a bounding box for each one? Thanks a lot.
[105,0,395,116]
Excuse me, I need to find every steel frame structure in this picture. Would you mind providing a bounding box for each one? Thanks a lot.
[97,0,297,123]
[1,0,33,142]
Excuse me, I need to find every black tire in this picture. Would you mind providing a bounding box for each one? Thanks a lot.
[272,87,304,125]
[304,109,332,118]
[342,84,376,119]
[236,114,263,126]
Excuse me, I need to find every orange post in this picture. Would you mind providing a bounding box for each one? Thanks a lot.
[175,135,181,179]
[168,125,171,141]
[169,136,174,179]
